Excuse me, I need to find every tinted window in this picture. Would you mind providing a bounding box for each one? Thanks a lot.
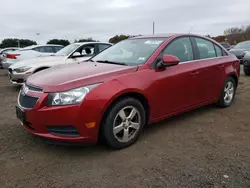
[53,46,63,52]
[98,44,111,52]
[214,45,223,57]
[162,37,193,62]
[194,38,216,59]
[39,46,54,53]
[33,47,40,52]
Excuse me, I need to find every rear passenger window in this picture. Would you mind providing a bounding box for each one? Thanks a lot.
[194,38,216,59]
[162,37,194,62]
[39,46,54,53]
[214,45,223,57]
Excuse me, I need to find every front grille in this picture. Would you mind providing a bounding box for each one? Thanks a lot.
[236,55,244,60]
[47,126,80,137]
[8,68,12,74]
[19,94,38,109]
[26,84,43,92]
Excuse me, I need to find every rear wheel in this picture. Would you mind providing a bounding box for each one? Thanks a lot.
[217,76,236,108]
[101,97,146,150]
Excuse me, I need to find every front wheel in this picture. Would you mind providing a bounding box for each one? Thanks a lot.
[244,66,250,76]
[217,76,236,108]
[101,97,146,150]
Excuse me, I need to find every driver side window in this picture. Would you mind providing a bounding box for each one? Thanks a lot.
[162,37,194,62]
[81,45,95,56]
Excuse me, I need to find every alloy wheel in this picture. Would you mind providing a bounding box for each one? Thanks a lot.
[113,106,141,143]
[224,81,234,104]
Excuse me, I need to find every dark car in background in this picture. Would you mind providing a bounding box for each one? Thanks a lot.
[243,51,250,76]
[220,42,231,51]
[229,41,250,63]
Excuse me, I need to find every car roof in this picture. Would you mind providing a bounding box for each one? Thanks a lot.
[131,33,209,39]
[22,44,64,50]
[73,42,112,45]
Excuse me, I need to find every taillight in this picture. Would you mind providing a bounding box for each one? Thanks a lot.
[7,54,20,59]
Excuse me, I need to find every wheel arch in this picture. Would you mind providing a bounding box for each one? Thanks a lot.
[228,73,238,87]
[98,91,150,140]
[33,66,50,73]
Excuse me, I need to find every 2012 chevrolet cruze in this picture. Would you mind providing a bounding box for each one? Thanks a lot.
[16,34,240,149]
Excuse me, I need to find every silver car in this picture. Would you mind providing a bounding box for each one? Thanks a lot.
[8,42,112,85]
[0,47,20,68]
[2,44,63,69]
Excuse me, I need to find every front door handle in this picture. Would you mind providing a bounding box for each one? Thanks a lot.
[189,71,199,76]
[218,64,225,69]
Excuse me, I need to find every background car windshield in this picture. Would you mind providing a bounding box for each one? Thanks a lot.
[233,41,250,50]
[91,38,167,65]
[55,43,81,56]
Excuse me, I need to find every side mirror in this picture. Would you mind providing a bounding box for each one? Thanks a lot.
[157,54,180,68]
[72,52,81,58]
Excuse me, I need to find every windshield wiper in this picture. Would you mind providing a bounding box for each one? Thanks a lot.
[96,60,128,66]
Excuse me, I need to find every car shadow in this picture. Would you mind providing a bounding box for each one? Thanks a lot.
[34,104,216,156]
[4,85,21,92]
[142,104,215,137]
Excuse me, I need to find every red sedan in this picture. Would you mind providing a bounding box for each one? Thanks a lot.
[16,34,240,149]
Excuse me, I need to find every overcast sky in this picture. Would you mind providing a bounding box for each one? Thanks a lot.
[0,0,249,44]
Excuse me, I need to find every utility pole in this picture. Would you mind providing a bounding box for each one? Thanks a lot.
[153,22,155,34]
[17,40,20,48]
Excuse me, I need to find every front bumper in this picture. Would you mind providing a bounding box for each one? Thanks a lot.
[16,88,102,144]
[8,70,31,85]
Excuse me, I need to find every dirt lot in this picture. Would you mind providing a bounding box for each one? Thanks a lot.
[0,68,250,188]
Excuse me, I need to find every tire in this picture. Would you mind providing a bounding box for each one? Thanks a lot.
[101,97,146,150]
[244,67,250,76]
[217,76,236,108]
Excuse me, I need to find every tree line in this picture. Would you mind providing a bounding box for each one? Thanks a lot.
[0,38,99,48]
[1,25,249,48]
[207,24,250,44]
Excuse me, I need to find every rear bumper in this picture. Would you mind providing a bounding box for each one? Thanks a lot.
[2,59,17,69]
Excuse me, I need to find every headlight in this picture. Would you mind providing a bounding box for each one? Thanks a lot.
[244,51,250,56]
[14,66,31,73]
[48,83,101,106]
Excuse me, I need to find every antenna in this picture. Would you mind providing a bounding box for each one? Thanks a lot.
[189,26,194,33]
[153,22,155,34]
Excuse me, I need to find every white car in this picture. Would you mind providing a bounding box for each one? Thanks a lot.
[8,42,112,84]
[0,47,20,68]
[2,44,63,69]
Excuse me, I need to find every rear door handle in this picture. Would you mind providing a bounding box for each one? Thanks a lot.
[189,71,199,76]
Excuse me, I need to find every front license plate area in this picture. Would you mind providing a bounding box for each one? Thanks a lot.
[16,106,26,124]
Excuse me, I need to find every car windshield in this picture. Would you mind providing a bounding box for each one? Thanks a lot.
[233,41,250,50]
[55,43,81,56]
[91,38,167,66]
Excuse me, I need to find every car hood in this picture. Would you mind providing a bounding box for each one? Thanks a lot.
[27,61,138,92]
[229,49,248,55]
[9,55,66,69]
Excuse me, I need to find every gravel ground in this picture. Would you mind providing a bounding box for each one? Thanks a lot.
[0,68,250,188]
